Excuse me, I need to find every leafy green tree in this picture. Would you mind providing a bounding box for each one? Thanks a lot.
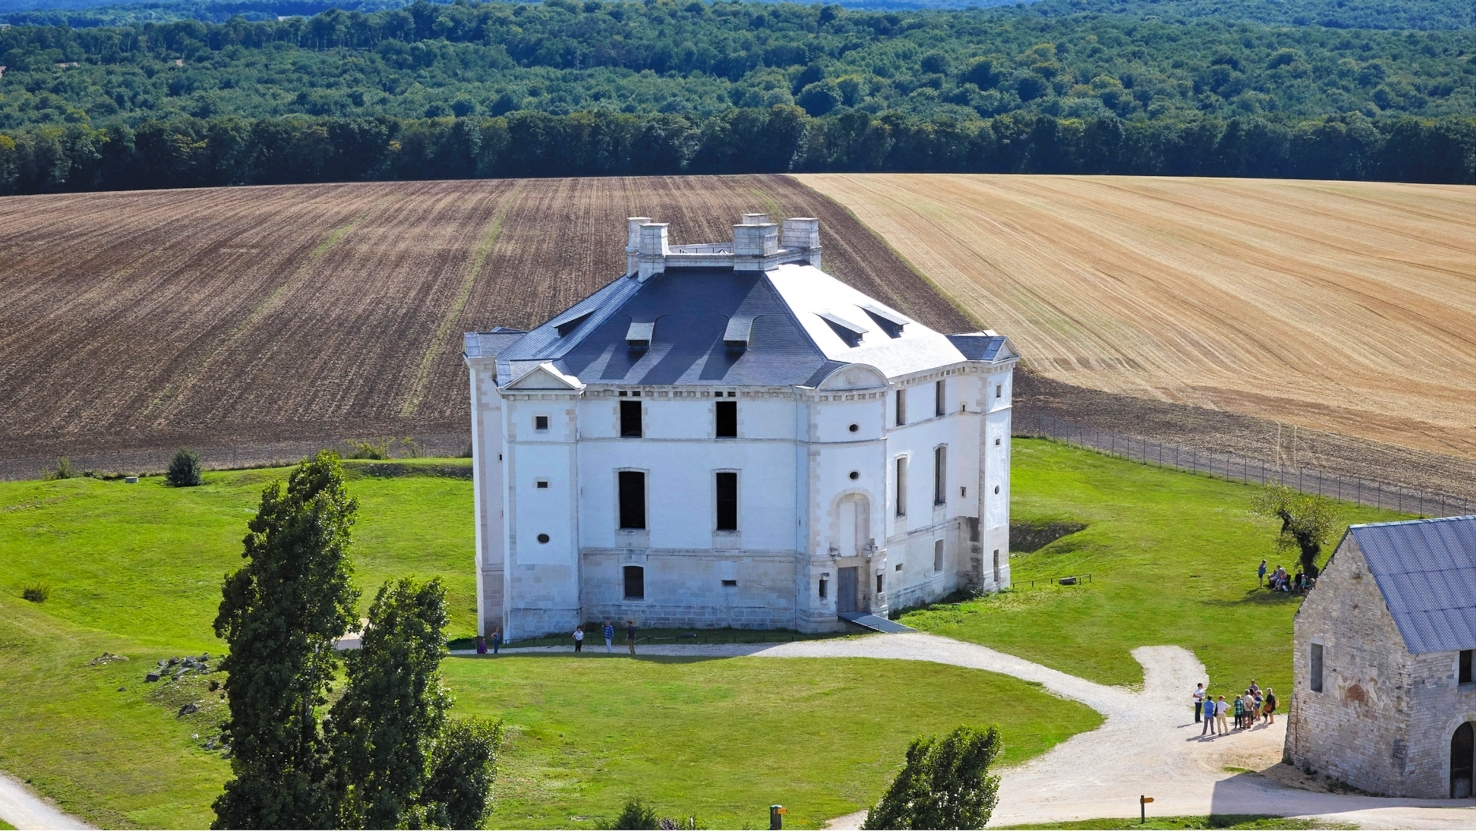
[167,447,203,487]
[328,577,453,829]
[212,450,359,830]
[863,725,1002,830]
[419,718,503,830]
[1255,486,1341,577]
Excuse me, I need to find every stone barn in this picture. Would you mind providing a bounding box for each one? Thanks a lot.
[1286,515,1476,798]
[463,214,1019,639]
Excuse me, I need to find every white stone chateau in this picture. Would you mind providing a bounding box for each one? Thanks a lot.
[463,214,1018,639]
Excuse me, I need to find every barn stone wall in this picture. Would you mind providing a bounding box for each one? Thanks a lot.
[1287,537,1476,797]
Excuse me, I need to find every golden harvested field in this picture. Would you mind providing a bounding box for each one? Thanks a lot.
[801,174,1476,460]
[0,175,967,471]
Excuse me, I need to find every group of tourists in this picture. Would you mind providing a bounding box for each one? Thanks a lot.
[1258,559,1313,593]
[476,621,641,655]
[1192,680,1277,736]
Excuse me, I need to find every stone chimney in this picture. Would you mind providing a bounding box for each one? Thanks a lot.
[781,218,821,269]
[732,220,779,270]
[626,216,651,275]
[637,223,669,281]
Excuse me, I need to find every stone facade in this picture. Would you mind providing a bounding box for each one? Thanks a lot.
[1286,534,1476,798]
[464,214,1019,640]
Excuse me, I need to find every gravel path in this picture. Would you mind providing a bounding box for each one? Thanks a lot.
[481,633,1476,828]
[0,773,90,830]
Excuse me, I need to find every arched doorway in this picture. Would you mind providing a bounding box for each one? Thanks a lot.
[1452,722,1473,798]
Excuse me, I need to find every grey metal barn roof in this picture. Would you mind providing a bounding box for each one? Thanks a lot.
[1351,516,1476,654]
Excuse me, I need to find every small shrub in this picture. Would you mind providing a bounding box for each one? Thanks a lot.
[609,799,661,830]
[347,439,391,460]
[46,458,75,480]
[399,437,424,458]
[22,583,52,603]
[166,448,203,487]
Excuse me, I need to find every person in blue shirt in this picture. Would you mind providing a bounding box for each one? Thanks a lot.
[491,627,502,655]
[603,621,615,653]
[1258,559,1268,587]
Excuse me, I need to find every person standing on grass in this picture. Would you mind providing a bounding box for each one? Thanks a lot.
[603,620,615,653]
[491,627,502,655]
[1216,695,1230,735]
[1264,688,1278,724]
[1258,559,1268,587]
[574,625,584,653]
[1201,692,1217,736]
[1193,682,1206,723]
[626,620,638,655]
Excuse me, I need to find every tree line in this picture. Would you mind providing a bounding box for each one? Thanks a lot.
[1,0,1473,133]
[1,106,1472,194]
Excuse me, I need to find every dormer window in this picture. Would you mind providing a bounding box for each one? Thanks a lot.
[626,321,653,352]
[724,317,753,353]
[553,309,593,337]
[818,312,867,348]
[860,304,909,338]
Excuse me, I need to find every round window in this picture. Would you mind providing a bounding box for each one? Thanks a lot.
[848,423,859,433]
[849,471,860,480]
[993,486,1000,494]
[537,533,551,544]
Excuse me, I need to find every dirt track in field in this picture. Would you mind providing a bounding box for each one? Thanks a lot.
[0,175,966,476]
[797,174,1476,462]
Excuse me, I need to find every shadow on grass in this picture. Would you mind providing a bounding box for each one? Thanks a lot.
[1204,588,1308,607]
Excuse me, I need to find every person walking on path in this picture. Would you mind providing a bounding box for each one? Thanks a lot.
[626,620,638,655]
[1258,559,1268,587]
[1215,695,1230,735]
[1193,682,1205,723]
[491,627,502,655]
[1233,692,1245,729]
[574,625,584,653]
[1201,693,1217,736]
[1264,688,1278,724]
[603,621,615,653]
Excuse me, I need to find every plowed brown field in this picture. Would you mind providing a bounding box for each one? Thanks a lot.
[0,175,968,473]
[800,174,1476,460]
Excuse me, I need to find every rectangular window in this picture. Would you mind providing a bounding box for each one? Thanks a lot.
[715,471,738,531]
[1310,643,1324,693]
[535,480,549,489]
[1462,650,1473,684]
[935,380,945,417]
[992,549,1001,584]
[895,457,908,517]
[819,577,828,600]
[534,415,549,431]
[895,389,906,426]
[876,574,885,594]
[620,400,642,437]
[934,446,947,505]
[996,384,1003,399]
[623,565,645,600]
[934,539,944,572]
[715,400,737,438]
[618,471,646,529]
[721,579,738,587]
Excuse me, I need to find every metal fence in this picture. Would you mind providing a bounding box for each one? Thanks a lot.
[1014,413,1473,518]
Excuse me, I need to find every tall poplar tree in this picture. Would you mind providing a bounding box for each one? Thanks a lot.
[213,451,360,830]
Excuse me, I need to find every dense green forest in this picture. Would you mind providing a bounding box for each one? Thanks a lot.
[1028,0,1476,32]
[0,0,1473,191]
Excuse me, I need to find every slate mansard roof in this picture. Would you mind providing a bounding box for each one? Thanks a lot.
[464,216,1016,390]
[1347,515,1476,654]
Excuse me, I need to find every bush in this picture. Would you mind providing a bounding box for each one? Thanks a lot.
[863,725,1002,830]
[347,439,391,460]
[609,799,661,830]
[22,583,52,603]
[166,448,203,487]
[46,458,75,480]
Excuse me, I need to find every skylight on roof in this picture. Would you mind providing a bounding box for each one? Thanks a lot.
[626,321,654,351]
[860,304,910,338]
[817,312,868,348]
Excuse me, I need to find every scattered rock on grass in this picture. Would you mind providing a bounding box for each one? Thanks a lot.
[178,703,199,717]
[145,671,161,683]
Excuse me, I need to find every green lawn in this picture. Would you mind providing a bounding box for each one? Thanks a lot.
[450,654,1099,829]
[0,460,1099,829]
[901,439,1407,695]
